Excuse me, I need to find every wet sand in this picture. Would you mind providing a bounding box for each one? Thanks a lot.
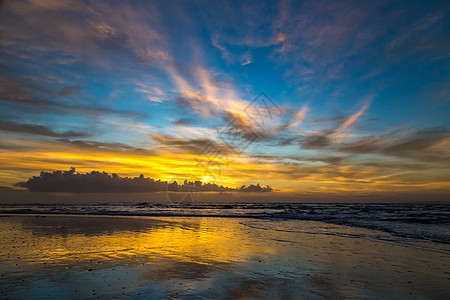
[0,215,449,299]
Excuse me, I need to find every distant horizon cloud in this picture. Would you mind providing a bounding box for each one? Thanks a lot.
[15,168,273,193]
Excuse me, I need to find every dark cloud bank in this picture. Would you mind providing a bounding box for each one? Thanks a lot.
[15,168,273,193]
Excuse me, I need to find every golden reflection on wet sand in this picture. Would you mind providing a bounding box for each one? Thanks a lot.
[0,215,449,299]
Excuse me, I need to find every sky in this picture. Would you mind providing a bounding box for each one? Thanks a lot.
[0,0,449,202]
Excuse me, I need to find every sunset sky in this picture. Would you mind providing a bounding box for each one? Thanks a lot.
[0,0,449,201]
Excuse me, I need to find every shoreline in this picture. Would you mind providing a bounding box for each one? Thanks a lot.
[1,214,449,299]
[1,206,449,246]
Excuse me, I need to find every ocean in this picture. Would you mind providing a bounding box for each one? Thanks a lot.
[1,202,449,245]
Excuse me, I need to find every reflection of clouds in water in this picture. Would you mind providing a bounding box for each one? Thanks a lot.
[144,260,227,280]
[143,259,308,299]
[0,216,449,299]
[20,216,172,236]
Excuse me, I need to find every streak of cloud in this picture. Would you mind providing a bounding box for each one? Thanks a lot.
[335,103,369,134]
[0,121,88,138]
[300,103,370,149]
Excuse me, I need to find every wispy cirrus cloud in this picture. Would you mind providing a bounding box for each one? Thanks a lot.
[339,127,450,162]
[149,133,234,157]
[0,75,145,117]
[280,105,308,129]
[134,81,165,103]
[300,103,370,149]
[0,0,169,66]
[167,65,251,120]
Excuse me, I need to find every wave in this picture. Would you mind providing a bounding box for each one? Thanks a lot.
[1,202,449,244]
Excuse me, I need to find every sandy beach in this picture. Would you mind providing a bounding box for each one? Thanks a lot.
[0,214,449,299]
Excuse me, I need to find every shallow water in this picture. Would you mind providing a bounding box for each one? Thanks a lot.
[0,215,449,299]
[1,202,449,243]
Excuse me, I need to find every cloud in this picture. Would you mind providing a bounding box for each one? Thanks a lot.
[168,66,289,147]
[300,135,331,150]
[135,82,165,103]
[174,118,198,126]
[0,121,88,138]
[240,59,252,66]
[293,106,308,124]
[150,133,234,157]
[335,103,369,134]
[0,75,145,117]
[15,168,273,193]
[0,0,168,66]
[169,66,250,119]
[55,138,155,155]
[300,103,369,149]
[204,0,448,98]
[220,111,270,143]
[211,34,232,63]
[339,127,450,161]
[280,105,308,129]
[261,0,382,85]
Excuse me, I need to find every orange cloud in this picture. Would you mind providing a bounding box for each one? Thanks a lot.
[336,103,369,133]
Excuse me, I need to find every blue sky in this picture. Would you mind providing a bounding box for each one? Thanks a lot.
[0,0,449,201]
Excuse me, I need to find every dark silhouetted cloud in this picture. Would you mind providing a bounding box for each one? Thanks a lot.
[15,168,273,193]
